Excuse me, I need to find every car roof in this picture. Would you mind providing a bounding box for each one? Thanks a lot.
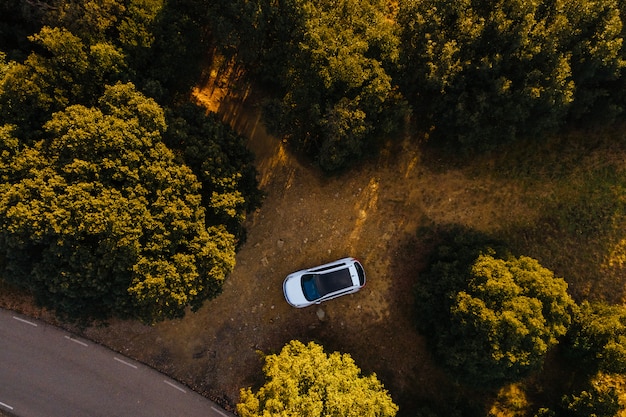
[314,268,354,296]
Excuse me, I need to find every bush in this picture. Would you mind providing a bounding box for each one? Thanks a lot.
[415,227,575,387]
[237,340,398,417]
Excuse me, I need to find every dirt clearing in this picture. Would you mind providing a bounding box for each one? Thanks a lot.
[4,64,620,416]
[73,69,547,414]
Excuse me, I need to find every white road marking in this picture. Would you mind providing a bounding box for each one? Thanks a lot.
[64,335,88,347]
[113,357,137,369]
[211,406,228,417]
[0,401,13,410]
[163,380,186,393]
[12,316,37,327]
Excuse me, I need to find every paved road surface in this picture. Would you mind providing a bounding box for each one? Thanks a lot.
[0,309,235,417]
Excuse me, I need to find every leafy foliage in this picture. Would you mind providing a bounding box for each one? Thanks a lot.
[282,0,407,171]
[131,0,207,96]
[561,372,624,417]
[0,26,127,139]
[415,228,575,387]
[164,103,263,243]
[564,0,625,122]
[41,0,208,98]
[237,340,398,417]
[43,0,126,43]
[225,0,406,171]
[0,1,263,322]
[565,301,626,375]
[414,227,506,337]
[398,0,625,149]
[0,84,236,322]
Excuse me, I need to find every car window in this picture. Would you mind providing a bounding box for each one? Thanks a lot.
[301,274,321,301]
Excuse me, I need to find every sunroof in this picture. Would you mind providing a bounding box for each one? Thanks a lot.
[315,269,352,296]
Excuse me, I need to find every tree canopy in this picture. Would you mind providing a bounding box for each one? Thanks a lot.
[0,83,236,322]
[398,0,625,149]
[217,0,406,171]
[0,26,127,139]
[163,103,263,243]
[0,1,262,322]
[562,372,623,417]
[415,230,575,387]
[237,340,398,417]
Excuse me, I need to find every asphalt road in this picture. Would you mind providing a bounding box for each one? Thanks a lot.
[0,309,236,417]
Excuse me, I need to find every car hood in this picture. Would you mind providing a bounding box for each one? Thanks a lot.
[283,275,309,307]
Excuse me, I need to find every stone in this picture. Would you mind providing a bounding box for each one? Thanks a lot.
[316,307,326,321]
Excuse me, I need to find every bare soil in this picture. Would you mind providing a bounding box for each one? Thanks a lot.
[0,64,588,415]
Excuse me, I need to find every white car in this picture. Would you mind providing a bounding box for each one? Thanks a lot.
[283,257,366,308]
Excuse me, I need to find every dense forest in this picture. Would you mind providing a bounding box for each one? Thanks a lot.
[0,0,263,322]
[2,0,626,416]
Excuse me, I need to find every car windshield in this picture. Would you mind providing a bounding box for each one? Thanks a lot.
[301,274,320,301]
[301,269,353,301]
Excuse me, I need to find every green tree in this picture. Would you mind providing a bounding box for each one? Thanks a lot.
[414,227,506,337]
[562,372,623,417]
[565,301,626,375]
[43,0,126,43]
[252,0,406,171]
[416,231,574,387]
[116,0,164,78]
[237,340,398,417]
[131,0,208,97]
[16,0,204,99]
[564,0,624,122]
[164,103,262,243]
[0,83,235,322]
[398,0,624,149]
[0,26,126,139]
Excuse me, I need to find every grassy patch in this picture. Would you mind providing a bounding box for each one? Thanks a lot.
[472,125,626,303]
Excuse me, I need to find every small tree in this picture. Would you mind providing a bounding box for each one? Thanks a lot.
[416,231,575,387]
[237,340,398,417]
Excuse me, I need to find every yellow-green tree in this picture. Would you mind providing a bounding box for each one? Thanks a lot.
[565,301,626,375]
[163,103,263,244]
[227,0,406,172]
[561,372,624,417]
[0,26,126,139]
[0,83,235,322]
[237,340,398,417]
[451,254,573,386]
[415,229,575,388]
